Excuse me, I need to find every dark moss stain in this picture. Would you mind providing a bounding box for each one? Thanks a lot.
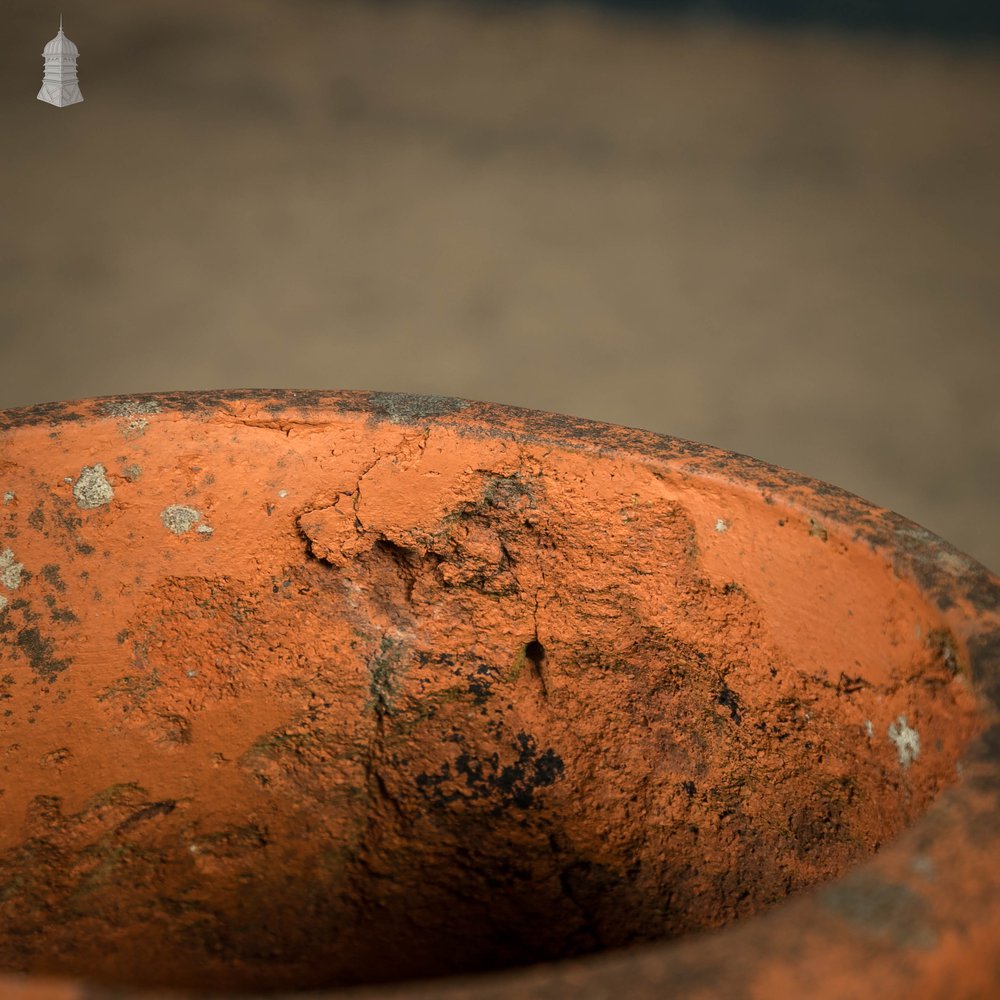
[41,564,67,592]
[85,781,149,810]
[808,519,828,542]
[368,635,404,717]
[467,665,494,706]
[0,399,83,431]
[482,471,537,510]
[926,628,962,678]
[114,800,177,834]
[416,730,564,813]
[965,574,1000,613]
[0,674,15,708]
[41,498,96,556]
[186,822,269,858]
[365,392,471,425]
[125,388,329,419]
[96,669,161,705]
[154,712,192,745]
[15,627,71,680]
[27,508,45,532]
[8,598,36,618]
[966,629,1000,707]
[836,673,870,695]
[790,775,860,860]
[716,682,742,724]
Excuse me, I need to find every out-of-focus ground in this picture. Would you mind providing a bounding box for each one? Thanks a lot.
[1,0,998,570]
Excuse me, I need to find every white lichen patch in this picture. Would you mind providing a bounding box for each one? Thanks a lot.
[278,490,288,498]
[864,720,874,739]
[0,549,24,590]
[2,492,14,504]
[888,715,921,768]
[715,518,729,533]
[196,524,214,536]
[73,464,114,509]
[161,505,202,535]
[0,594,7,611]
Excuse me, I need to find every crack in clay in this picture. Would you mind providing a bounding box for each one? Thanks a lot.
[218,407,339,438]
[352,448,383,533]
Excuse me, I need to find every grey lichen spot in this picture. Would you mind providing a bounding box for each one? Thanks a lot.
[123,418,149,439]
[368,392,470,425]
[0,594,7,611]
[1,549,25,590]
[888,715,921,768]
[99,399,162,419]
[196,524,214,536]
[122,464,142,482]
[100,399,161,439]
[715,518,729,533]
[161,505,202,535]
[864,719,874,739]
[73,464,114,510]
[2,492,14,504]
[823,877,936,949]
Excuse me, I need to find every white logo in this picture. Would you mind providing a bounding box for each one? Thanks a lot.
[38,15,84,108]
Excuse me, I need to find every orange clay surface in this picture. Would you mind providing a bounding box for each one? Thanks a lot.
[0,392,995,999]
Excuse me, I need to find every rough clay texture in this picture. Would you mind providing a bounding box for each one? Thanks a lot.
[0,392,995,1000]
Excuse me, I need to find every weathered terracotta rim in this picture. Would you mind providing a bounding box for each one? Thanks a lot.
[1,388,998,1000]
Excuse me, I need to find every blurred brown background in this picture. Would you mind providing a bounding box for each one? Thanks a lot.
[1,0,998,570]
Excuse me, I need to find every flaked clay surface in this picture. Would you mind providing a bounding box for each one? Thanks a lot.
[0,396,984,993]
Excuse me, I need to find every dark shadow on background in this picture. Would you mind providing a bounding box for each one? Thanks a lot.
[472,0,1000,38]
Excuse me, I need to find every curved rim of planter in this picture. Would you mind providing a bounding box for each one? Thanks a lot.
[1,388,998,1000]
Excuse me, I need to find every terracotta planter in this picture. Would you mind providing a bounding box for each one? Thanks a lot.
[0,390,997,1000]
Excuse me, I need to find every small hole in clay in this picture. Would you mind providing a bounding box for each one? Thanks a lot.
[524,639,545,667]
